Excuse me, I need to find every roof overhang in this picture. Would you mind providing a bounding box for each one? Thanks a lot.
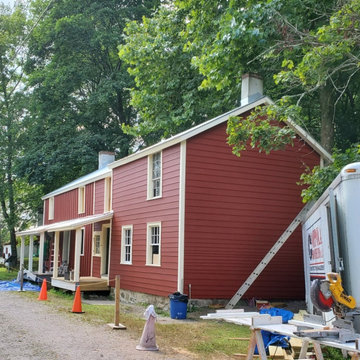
[16,211,113,237]
[42,167,112,200]
[109,96,332,169]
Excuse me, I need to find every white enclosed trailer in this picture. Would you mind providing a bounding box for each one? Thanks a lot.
[302,162,360,314]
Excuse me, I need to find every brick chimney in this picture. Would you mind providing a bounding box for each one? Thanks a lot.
[241,73,263,106]
[98,151,115,169]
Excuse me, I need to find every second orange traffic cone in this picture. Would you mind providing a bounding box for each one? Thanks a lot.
[72,286,84,313]
[38,278,47,301]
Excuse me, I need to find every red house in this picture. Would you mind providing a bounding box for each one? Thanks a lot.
[17,74,331,303]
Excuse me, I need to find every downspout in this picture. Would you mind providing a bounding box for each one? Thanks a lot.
[177,141,186,293]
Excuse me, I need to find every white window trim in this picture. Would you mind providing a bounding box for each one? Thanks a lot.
[121,225,133,265]
[104,177,112,212]
[48,197,54,220]
[147,152,162,200]
[146,222,161,267]
[93,231,102,257]
[80,228,85,256]
[78,186,85,214]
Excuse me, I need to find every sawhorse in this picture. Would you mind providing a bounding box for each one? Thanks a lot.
[246,328,324,360]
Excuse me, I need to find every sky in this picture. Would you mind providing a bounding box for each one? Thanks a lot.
[1,0,15,6]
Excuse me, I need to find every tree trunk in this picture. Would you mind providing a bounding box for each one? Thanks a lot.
[9,227,17,269]
[319,82,335,153]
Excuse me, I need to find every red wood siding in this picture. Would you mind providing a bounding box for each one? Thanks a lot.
[80,224,92,276]
[184,121,320,300]
[44,183,94,224]
[92,256,101,278]
[94,179,105,214]
[110,145,180,297]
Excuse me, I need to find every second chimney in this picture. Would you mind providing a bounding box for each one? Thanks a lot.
[241,73,263,107]
[98,151,115,169]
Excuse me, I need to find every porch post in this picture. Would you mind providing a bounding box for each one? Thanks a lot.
[38,232,45,274]
[74,228,82,282]
[28,235,34,272]
[20,236,25,269]
[53,231,60,278]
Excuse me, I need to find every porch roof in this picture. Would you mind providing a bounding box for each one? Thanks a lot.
[16,211,113,237]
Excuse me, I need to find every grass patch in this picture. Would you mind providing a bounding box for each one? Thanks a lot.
[17,289,251,359]
[0,266,18,281]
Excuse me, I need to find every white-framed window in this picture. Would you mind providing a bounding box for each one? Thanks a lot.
[146,222,161,266]
[104,177,111,212]
[48,197,54,220]
[121,225,133,264]
[147,152,162,199]
[78,186,85,214]
[80,228,85,256]
[93,232,101,256]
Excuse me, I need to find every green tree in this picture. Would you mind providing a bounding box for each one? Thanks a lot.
[180,0,349,154]
[19,0,160,193]
[119,4,233,144]
[0,4,41,267]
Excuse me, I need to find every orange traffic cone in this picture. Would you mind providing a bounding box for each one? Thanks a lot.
[71,286,84,313]
[38,278,47,301]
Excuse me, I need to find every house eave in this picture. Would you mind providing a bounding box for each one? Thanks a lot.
[109,96,332,169]
[16,211,114,237]
[42,168,112,200]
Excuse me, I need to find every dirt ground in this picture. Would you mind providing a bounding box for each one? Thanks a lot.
[0,291,192,360]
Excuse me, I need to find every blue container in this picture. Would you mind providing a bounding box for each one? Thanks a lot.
[169,292,188,319]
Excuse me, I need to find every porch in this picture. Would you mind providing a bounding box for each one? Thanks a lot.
[51,276,109,291]
[16,212,114,291]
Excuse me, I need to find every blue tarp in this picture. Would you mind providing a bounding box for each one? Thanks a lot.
[255,308,294,355]
[0,279,41,291]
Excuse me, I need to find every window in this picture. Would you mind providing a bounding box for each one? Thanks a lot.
[80,228,85,256]
[146,223,161,266]
[121,225,133,264]
[104,177,111,212]
[93,232,101,256]
[78,186,85,214]
[147,152,162,199]
[48,197,54,220]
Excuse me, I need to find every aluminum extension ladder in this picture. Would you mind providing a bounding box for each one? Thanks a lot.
[225,201,314,309]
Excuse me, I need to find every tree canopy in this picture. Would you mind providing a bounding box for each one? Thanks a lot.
[0,4,41,263]
[18,0,160,193]
[119,4,233,144]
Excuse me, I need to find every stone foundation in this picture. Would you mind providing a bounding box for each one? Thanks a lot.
[115,288,228,310]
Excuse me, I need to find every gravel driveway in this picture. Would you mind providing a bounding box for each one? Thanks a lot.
[0,292,191,360]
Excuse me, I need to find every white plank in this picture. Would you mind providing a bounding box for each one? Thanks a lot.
[252,316,282,326]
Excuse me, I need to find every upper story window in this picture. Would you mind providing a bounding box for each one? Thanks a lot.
[78,186,85,214]
[121,225,133,265]
[146,222,161,266]
[104,177,111,212]
[147,152,162,199]
[48,197,54,220]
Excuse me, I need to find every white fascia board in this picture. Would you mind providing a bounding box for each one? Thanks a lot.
[109,97,269,169]
[16,211,114,236]
[46,211,113,232]
[109,96,332,169]
[16,225,48,237]
[42,167,112,200]
[265,98,333,163]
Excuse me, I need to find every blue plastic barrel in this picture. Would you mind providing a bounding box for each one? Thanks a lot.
[169,292,188,319]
